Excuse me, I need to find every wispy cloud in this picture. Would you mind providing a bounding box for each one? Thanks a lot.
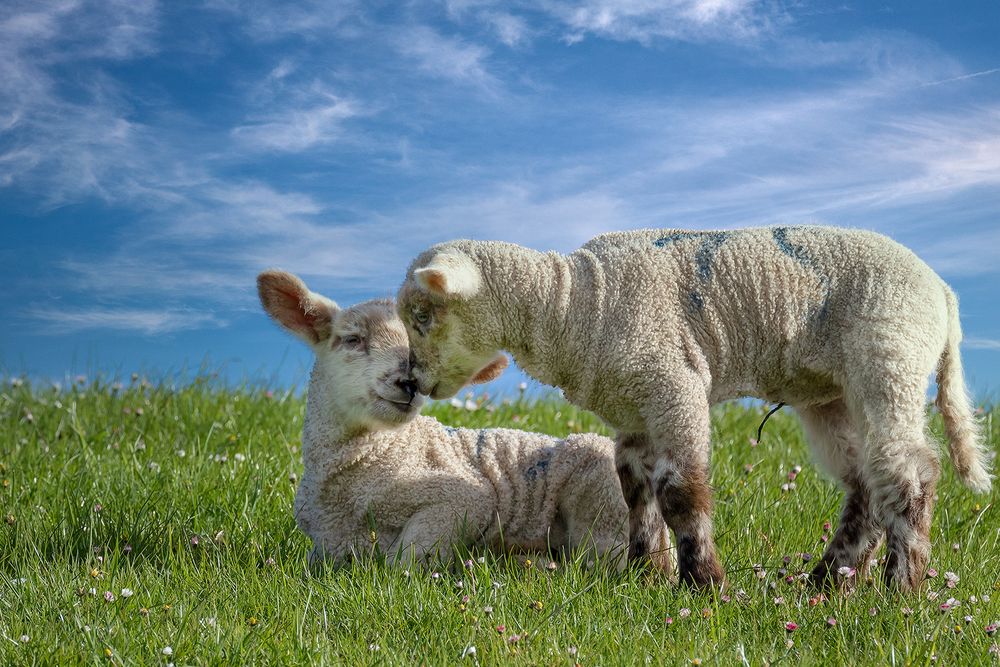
[964,338,1000,351]
[393,25,499,91]
[232,93,361,152]
[541,0,780,44]
[919,67,1000,88]
[27,306,226,335]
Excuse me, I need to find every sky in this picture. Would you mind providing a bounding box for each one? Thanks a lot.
[2,0,999,398]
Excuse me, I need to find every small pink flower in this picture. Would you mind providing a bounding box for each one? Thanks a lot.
[749,438,758,448]
[985,622,998,636]
[784,621,798,632]
[826,617,837,627]
[665,616,674,626]
[679,608,691,618]
[902,607,914,616]
[495,624,505,634]
[822,521,831,532]
[926,568,938,578]
[104,591,115,602]
[944,571,959,588]
[507,634,521,644]
[190,535,199,546]
[837,566,856,578]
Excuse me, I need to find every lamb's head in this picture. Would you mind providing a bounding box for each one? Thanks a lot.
[258,270,423,429]
[397,246,508,399]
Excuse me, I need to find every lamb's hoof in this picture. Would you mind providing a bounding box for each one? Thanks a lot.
[678,566,727,593]
[809,560,858,593]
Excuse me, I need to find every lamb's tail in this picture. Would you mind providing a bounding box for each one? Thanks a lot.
[936,286,992,493]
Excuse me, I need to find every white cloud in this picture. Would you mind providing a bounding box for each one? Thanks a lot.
[232,94,361,152]
[541,0,778,44]
[964,338,1000,351]
[27,306,226,335]
[393,26,499,91]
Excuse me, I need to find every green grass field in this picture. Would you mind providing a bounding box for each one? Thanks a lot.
[1,377,998,665]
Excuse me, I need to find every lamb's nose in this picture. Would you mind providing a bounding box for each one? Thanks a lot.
[397,378,418,401]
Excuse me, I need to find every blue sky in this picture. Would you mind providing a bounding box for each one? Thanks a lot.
[2,0,999,397]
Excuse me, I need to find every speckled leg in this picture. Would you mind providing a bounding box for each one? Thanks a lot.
[799,400,882,588]
[647,397,725,590]
[615,433,664,569]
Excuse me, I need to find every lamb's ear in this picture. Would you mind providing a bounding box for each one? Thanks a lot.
[257,270,338,345]
[413,251,481,298]
[468,354,509,385]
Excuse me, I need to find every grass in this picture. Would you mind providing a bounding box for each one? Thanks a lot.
[1,376,998,665]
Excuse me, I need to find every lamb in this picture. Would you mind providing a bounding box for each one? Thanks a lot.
[396,225,992,592]
[257,270,671,569]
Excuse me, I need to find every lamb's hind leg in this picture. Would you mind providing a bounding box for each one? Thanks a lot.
[856,386,940,592]
[799,400,882,588]
[647,397,725,589]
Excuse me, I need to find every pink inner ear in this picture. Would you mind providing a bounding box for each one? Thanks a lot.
[268,286,320,341]
[422,270,447,294]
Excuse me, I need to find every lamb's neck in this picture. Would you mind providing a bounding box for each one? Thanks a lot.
[479,244,583,395]
[301,372,378,470]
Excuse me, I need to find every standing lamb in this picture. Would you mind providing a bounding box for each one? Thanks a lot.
[396,225,991,591]
[257,270,671,569]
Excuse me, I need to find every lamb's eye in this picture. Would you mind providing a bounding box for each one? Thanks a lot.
[342,335,363,347]
[414,311,430,325]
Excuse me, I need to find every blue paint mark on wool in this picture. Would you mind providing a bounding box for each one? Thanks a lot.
[772,227,812,266]
[694,232,730,281]
[525,446,556,480]
[689,291,704,311]
[475,430,486,458]
[652,231,702,247]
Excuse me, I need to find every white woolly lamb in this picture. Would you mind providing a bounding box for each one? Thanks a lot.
[397,225,992,591]
[257,270,671,569]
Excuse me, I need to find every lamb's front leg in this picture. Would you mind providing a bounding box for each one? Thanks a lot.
[648,403,725,590]
[615,433,665,568]
[389,504,489,568]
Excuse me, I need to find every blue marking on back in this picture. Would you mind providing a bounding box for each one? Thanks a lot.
[444,426,460,436]
[772,227,812,266]
[772,227,833,324]
[694,232,730,281]
[689,291,704,311]
[524,445,556,481]
[475,431,486,458]
[652,231,701,247]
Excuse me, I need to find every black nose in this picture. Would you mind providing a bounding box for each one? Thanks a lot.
[397,378,417,401]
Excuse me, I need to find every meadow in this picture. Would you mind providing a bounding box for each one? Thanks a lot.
[1,376,998,665]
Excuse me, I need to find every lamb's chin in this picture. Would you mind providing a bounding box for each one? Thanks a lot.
[370,399,419,426]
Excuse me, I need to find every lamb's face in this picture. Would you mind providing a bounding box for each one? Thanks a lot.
[313,300,424,429]
[397,250,508,399]
[258,271,423,430]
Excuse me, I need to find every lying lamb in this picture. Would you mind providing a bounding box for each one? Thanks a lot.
[397,225,992,591]
[257,270,671,569]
